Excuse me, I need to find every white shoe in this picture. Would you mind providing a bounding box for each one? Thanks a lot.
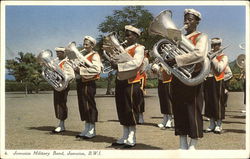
[179,135,188,150]
[125,126,136,146]
[116,126,129,144]
[188,138,197,150]
[214,126,222,134]
[157,123,165,129]
[138,113,144,124]
[53,126,65,133]
[165,120,172,128]
[78,122,90,137]
[205,118,215,132]
[84,123,96,138]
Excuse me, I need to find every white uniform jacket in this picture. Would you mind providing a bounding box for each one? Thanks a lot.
[79,50,103,77]
[55,57,75,81]
[117,44,145,73]
[175,31,209,67]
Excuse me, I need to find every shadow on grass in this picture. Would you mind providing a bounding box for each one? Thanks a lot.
[106,143,162,150]
[95,95,115,98]
[75,135,162,150]
[223,120,245,124]
[27,126,79,136]
[106,120,161,128]
[150,116,162,119]
[226,115,246,119]
[27,126,164,150]
[106,119,119,123]
[223,129,246,134]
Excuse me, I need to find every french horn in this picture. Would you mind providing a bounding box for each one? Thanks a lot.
[148,10,210,86]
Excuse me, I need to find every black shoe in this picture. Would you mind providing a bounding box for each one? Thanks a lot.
[122,144,135,149]
[111,142,124,146]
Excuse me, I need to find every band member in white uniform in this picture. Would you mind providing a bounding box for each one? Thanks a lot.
[74,36,102,139]
[138,52,149,124]
[52,47,75,133]
[223,65,233,107]
[165,9,208,150]
[151,63,173,129]
[111,25,145,148]
[204,38,228,134]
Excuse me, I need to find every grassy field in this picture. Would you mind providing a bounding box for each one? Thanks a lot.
[2,89,248,158]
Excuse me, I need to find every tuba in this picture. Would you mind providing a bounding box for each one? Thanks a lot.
[37,50,72,91]
[148,10,210,86]
[102,32,138,80]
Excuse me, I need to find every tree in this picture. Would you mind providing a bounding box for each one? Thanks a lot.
[97,6,160,94]
[6,52,43,94]
[98,6,160,50]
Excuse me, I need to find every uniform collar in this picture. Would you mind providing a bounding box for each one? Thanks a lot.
[186,31,201,39]
[125,43,138,50]
[82,50,95,57]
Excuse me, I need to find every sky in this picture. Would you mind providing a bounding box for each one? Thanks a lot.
[3,2,247,64]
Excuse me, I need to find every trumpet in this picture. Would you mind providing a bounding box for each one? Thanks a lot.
[208,45,230,60]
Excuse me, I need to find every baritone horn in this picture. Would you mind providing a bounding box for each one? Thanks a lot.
[236,42,246,72]
[65,41,97,80]
[148,10,210,86]
[236,54,245,69]
[37,49,72,91]
[102,37,128,74]
[102,32,128,74]
[102,32,138,80]
[65,41,94,68]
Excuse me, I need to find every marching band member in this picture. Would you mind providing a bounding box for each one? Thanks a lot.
[223,65,233,107]
[74,36,102,139]
[52,47,75,133]
[204,37,228,134]
[165,9,208,150]
[138,51,149,124]
[111,25,145,148]
[151,63,173,129]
